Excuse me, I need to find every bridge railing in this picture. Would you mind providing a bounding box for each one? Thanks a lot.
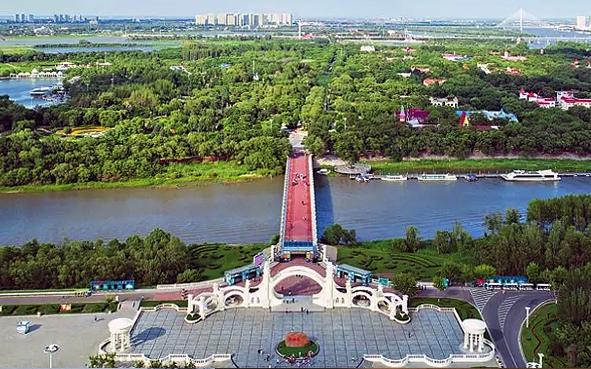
[279,155,291,248]
[308,154,318,248]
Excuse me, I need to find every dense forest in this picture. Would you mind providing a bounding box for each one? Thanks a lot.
[1,40,591,186]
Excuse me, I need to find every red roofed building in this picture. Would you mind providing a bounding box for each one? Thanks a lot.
[504,67,523,75]
[557,91,591,109]
[519,88,556,108]
[458,111,498,130]
[423,78,446,86]
[397,107,431,127]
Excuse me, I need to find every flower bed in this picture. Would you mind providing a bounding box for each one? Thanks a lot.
[276,340,319,358]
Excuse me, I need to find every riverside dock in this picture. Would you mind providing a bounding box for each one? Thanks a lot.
[366,172,591,181]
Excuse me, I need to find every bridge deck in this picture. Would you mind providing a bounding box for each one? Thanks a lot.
[283,152,313,245]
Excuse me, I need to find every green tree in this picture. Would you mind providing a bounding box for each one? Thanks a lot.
[473,264,496,280]
[439,262,463,284]
[391,273,419,297]
[433,275,446,291]
[404,226,420,253]
[526,262,540,284]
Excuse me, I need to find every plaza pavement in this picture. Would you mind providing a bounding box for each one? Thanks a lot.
[131,308,467,368]
[0,309,135,368]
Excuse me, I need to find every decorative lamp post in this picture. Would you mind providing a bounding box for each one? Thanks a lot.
[43,344,59,369]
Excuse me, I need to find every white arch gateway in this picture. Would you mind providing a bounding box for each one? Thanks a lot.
[188,261,408,321]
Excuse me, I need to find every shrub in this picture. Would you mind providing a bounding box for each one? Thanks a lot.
[39,304,61,315]
[395,313,410,321]
[186,313,200,321]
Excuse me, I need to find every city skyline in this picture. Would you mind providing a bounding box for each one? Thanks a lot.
[0,0,590,19]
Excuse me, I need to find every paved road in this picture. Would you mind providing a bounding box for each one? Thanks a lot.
[0,290,158,305]
[482,291,554,368]
[419,286,554,369]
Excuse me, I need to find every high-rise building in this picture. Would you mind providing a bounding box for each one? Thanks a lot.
[21,14,26,23]
[196,12,293,27]
[53,14,59,23]
[576,15,586,29]
[14,14,20,23]
[28,14,34,22]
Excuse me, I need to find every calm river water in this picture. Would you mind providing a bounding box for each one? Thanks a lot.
[0,176,590,247]
[0,78,62,108]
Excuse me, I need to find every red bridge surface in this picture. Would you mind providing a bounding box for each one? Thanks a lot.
[283,152,313,243]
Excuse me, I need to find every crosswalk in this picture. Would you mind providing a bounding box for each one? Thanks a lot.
[498,295,522,330]
[469,288,498,312]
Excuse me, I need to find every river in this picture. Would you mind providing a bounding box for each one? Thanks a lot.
[0,176,590,247]
[0,78,62,109]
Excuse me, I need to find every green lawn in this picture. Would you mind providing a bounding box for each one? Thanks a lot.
[188,243,269,281]
[520,303,567,368]
[409,297,481,320]
[139,300,188,308]
[367,158,591,174]
[276,340,319,358]
[0,302,118,316]
[336,241,472,280]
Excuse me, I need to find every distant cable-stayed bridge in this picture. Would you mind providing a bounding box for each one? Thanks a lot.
[496,7,551,30]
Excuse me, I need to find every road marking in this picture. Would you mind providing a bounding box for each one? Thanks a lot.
[469,288,498,311]
[498,295,522,331]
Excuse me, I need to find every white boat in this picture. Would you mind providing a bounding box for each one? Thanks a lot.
[417,174,457,182]
[501,170,560,181]
[317,169,331,175]
[355,174,370,183]
[381,175,408,181]
[30,87,51,96]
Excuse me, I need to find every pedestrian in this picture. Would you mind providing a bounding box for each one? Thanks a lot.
[258,349,262,355]
[301,307,304,312]
[267,354,270,361]
[94,316,97,322]
[306,309,309,315]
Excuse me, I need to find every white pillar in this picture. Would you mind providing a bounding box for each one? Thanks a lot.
[389,302,396,320]
[346,280,353,308]
[262,261,271,308]
[111,333,117,351]
[325,262,334,309]
[401,295,409,314]
[463,331,469,349]
[187,294,194,312]
[244,280,250,308]
[478,332,484,352]
[370,293,378,312]
[198,296,205,319]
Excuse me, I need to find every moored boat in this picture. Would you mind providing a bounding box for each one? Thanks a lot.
[355,174,371,183]
[30,87,51,96]
[464,174,478,182]
[501,170,560,181]
[381,175,408,181]
[417,174,457,182]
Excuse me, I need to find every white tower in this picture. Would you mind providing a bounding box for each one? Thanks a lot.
[298,21,302,39]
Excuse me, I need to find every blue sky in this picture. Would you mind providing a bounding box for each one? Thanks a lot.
[1,0,589,19]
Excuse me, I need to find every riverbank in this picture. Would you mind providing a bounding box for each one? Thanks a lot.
[365,158,591,174]
[0,161,270,193]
